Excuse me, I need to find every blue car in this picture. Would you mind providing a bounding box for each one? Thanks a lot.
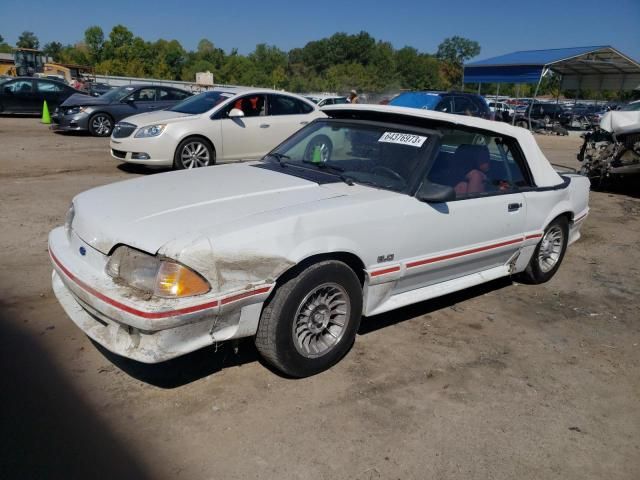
[389,91,492,119]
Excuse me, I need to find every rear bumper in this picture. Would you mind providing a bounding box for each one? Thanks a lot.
[49,227,273,363]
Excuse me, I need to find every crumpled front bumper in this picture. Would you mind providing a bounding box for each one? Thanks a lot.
[50,111,90,132]
[49,227,273,363]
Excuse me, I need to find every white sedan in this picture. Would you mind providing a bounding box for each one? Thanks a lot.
[50,105,590,377]
[109,88,325,169]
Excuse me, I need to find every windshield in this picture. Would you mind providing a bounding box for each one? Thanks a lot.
[265,120,432,193]
[389,92,442,110]
[169,91,234,114]
[100,86,136,102]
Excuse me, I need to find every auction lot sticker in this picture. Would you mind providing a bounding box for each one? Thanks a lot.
[378,132,428,148]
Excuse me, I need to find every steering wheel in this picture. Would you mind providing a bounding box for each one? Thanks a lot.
[371,166,405,184]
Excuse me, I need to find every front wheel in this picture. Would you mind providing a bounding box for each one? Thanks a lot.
[88,113,113,137]
[517,216,569,284]
[173,138,215,169]
[255,260,362,377]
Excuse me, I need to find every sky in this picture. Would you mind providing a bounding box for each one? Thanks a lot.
[2,0,639,61]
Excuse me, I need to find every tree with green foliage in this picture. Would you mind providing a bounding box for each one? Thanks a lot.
[0,34,12,53]
[43,41,63,62]
[436,36,480,89]
[16,31,39,49]
[84,26,105,63]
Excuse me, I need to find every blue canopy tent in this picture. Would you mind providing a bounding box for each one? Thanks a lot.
[463,46,640,126]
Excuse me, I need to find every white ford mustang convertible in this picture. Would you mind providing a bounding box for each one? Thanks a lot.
[49,105,590,377]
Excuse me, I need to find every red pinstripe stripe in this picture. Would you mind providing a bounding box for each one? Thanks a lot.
[221,286,272,305]
[525,233,543,240]
[406,238,523,269]
[370,266,401,277]
[50,249,266,319]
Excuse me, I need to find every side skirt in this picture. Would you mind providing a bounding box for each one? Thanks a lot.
[366,265,511,317]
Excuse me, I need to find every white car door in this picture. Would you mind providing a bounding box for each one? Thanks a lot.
[218,94,272,160]
[392,130,529,294]
[265,94,320,148]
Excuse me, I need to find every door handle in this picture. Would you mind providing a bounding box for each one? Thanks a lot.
[508,203,522,212]
[300,121,308,125]
[260,124,270,128]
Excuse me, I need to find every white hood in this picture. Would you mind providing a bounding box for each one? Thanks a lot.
[123,109,199,126]
[600,110,640,136]
[72,164,344,254]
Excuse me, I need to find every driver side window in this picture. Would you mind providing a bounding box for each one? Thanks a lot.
[219,94,266,117]
[131,88,156,102]
[427,129,531,200]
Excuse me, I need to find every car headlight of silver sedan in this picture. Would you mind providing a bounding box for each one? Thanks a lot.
[106,246,210,298]
[65,106,87,115]
[134,124,166,138]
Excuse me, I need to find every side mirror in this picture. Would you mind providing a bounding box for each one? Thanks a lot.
[416,181,456,203]
[123,96,135,104]
[228,108,244,118]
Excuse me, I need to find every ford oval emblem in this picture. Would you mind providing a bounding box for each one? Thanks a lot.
[79,246,87,256]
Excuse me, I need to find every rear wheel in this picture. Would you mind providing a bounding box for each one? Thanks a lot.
[173,138,215,169]
[255,260,362,377]
[88,113,113,137]
[518,216,569,284]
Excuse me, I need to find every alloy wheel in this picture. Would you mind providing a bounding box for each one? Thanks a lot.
[180,141,210,168]
[292,283,350,358]
[91,115,112,136]
[537,225,564,273]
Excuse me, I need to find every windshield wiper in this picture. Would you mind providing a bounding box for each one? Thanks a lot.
[267,152,291,167]
[300,160,355,185]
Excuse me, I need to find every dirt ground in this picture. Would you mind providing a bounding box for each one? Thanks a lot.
[1,118,638,480]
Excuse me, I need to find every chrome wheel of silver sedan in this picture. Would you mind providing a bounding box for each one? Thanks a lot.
[179,141,211,168]
[89,114,113,136]
[537,225,564,273]
[293,282,350,358]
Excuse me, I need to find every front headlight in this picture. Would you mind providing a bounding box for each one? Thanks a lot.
[106,246,210,298]
[134,124,166,138]
[65,106,87,115]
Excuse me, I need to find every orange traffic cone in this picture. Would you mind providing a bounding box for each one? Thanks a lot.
[41,100,51,124]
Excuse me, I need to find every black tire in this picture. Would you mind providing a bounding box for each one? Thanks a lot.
[517,216,569,284]
[255,260,362,378]
[88,112,114,137]
[173,137,215,170]
[516,120,529,129]
[303,135,333,162]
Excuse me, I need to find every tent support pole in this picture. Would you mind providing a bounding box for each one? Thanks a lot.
[528,71,545,130]
[512,84,520,125]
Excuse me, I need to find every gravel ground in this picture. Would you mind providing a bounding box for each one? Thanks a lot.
[1,118,638,480]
